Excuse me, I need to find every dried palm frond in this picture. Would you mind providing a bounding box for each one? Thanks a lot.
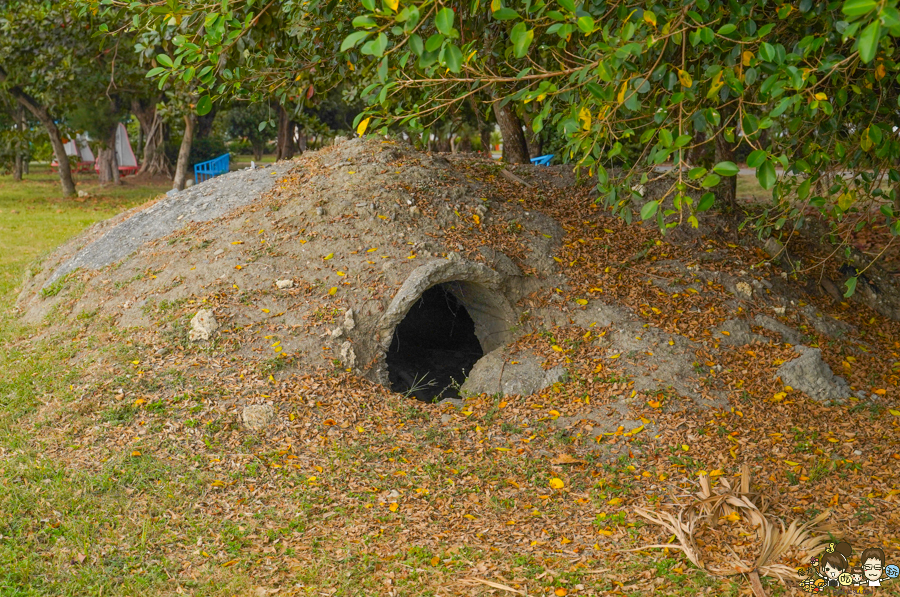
[629,464,839,597]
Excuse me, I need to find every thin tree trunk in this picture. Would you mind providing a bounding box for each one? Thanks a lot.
[521,108,542,158]
[714,105,737,211]
[133,99,170,176]
[297,131,307,153]
[0,65,75,195]
[469,95,494,158]
[97,123,120,185]
[173,114,194,191]
[13,104,25,181]
[491,94,529,164]
[276,105,295,160]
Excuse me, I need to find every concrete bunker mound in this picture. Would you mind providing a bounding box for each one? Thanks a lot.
[376,258,518,402]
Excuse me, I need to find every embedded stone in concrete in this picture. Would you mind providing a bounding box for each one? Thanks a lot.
[775,346,851,403]
[460,349,567,397]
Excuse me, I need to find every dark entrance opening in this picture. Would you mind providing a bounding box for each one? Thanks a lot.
[386,284,484,402]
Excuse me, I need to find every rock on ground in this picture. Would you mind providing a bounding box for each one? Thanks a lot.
[775,346,852,403]
[242,404,275,430]
[189,309,218,342]
[461,349,567,397]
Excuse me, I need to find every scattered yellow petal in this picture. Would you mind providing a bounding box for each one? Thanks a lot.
[328,287,337,295]
[576,299,588,305]
[549,478,565,490]
[555,588,568,596]
[389,502,398,512]
[131,450,141,457]
[608,497,622,506]
[785,460,800,467]
[323,253,333,260]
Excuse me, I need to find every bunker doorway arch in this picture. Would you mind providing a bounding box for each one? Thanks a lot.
[377,259,518,402]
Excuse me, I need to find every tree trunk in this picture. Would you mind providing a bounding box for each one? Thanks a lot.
[276,105,295,160]
[13,104,25,181]
[133,99,170,176]
[521,108,542,158]
[0,65,75,195]
[173,114,194,191]
[97,123,120,185]
[195,107,217,140]
[491,95,529,164]
[480,128,492,158]
[297,131,308,153]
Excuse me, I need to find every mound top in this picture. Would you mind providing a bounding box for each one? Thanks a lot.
[17,137,896,445]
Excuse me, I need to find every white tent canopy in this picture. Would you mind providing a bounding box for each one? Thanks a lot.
[62,134,95,164]
[114,122,138,169]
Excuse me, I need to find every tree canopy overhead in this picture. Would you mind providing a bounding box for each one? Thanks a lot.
[118,0,900,289]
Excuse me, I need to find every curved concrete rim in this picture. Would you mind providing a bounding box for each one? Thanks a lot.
[375,257,518,384]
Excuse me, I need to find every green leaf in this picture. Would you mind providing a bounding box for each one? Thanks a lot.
[718,24,736,35]
[341,31,371,51]
[444,43,463,72]
[857,20,880,63]
[746,150,767,168]
[435,7,454,35]
[196,95,213,116]
[146,67,166,78]
[640,201,659,220]
[586,82,604,99]
[797,178,811,200]
[843,276,858,298]
[156,54,174,67]
[577,15,594,34]
[369,33,388,56]
[697,192,715,211]
[688,167,707,180]
[558,0,575,12]
[701,173,721,188]
[493,7,520,19]
[352,15,377,28]
[408,33,424,56]
[425,33,444,52]
[757,160,777,190]
[510,22,534,58]
[842,0,877,18]
[713,161,739,176]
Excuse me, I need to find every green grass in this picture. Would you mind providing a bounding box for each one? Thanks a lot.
[0,164,170,299]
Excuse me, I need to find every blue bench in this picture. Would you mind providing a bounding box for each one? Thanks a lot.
[194,153,230,184]
[530,154,554,166]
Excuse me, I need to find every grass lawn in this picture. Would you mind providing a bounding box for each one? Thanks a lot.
[0,165,171,299]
